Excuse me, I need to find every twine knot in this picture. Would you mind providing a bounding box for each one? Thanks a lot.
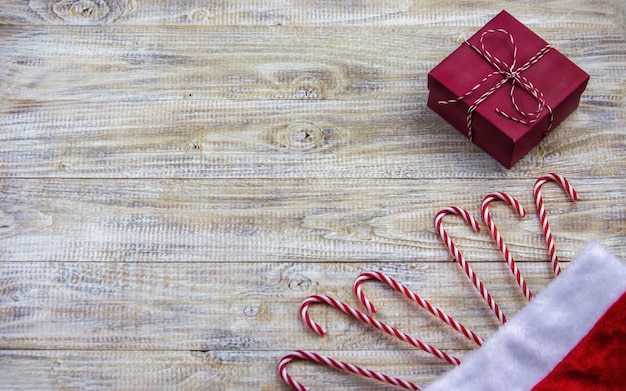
[504,70,520,81]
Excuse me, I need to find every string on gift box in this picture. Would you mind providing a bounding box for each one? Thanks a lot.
[481,192,533,301]
[533,173,579,276]
[438,28,554,141]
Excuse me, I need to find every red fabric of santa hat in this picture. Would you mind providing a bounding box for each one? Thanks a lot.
[425,241,626,391]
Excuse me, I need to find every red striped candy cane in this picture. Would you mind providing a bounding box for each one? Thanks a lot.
[300,295,461,365]
[533,173,579,276]
[278,350,422,391]
[435,207,507,324]
[353,271,484,346]
[481,192,533,301]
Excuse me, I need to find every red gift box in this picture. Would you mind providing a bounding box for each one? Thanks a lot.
[427,10,589,168]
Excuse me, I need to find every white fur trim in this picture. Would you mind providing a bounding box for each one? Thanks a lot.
[425,241,626,391]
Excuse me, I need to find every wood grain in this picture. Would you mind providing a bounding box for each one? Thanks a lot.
[0,0,625,390]
[0,349,455,391]
[1,24,624,179]
[0,259,574,389]
[0,259,564,350]
[0,1,622,27]
[0,178,623,263]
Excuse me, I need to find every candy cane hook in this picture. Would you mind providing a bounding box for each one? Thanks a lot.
[435,207,507,324]
[481,192,533,301]
[300,295,461,365]
[533,173,579,276]
[353,271,483,346]
[278,350,422,391]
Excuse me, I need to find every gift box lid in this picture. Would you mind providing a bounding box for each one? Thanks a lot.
[428,10,589,143]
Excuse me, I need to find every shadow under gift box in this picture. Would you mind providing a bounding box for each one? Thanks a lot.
[427,10,589,169]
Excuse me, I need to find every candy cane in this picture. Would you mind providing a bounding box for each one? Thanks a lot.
[481,192,533,301]
[435,207,507,324]
[278,350,422,391]
[300,295,461,365]
[533,173,579,276]
[353,271,483,346]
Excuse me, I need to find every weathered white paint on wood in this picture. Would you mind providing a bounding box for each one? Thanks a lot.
[0,178,622,263]
[0,0,624,389]
[1,24,623,179]
[0,259,565,351]
[0,349,455,391]
[1,1,623,28]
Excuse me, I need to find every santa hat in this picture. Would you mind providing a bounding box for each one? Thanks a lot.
[425,241,626,391]
[278,241,626,390]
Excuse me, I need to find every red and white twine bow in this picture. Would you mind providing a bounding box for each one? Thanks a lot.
[439,29,554,141]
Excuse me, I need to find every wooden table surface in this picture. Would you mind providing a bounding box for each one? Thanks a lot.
[1,1,624,390]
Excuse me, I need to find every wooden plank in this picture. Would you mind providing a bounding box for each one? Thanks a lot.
[613,0,626,37]
[0,0,619,27]
[2,96,623,179]
[1,25,623,178]
[0,349,452,390]
[0,178,623,263]
[3,24,616,104]
[0,259,565,352]
[0,25,437,103]
[0,1,624,390]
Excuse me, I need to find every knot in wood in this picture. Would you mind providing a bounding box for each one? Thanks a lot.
[30,0,136,24]
[188,8,215,23]
[242,305,259,318]
[53,0,110,22]
[291,76,328,100]
[287,274,312,292]
[269,122,340,153]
